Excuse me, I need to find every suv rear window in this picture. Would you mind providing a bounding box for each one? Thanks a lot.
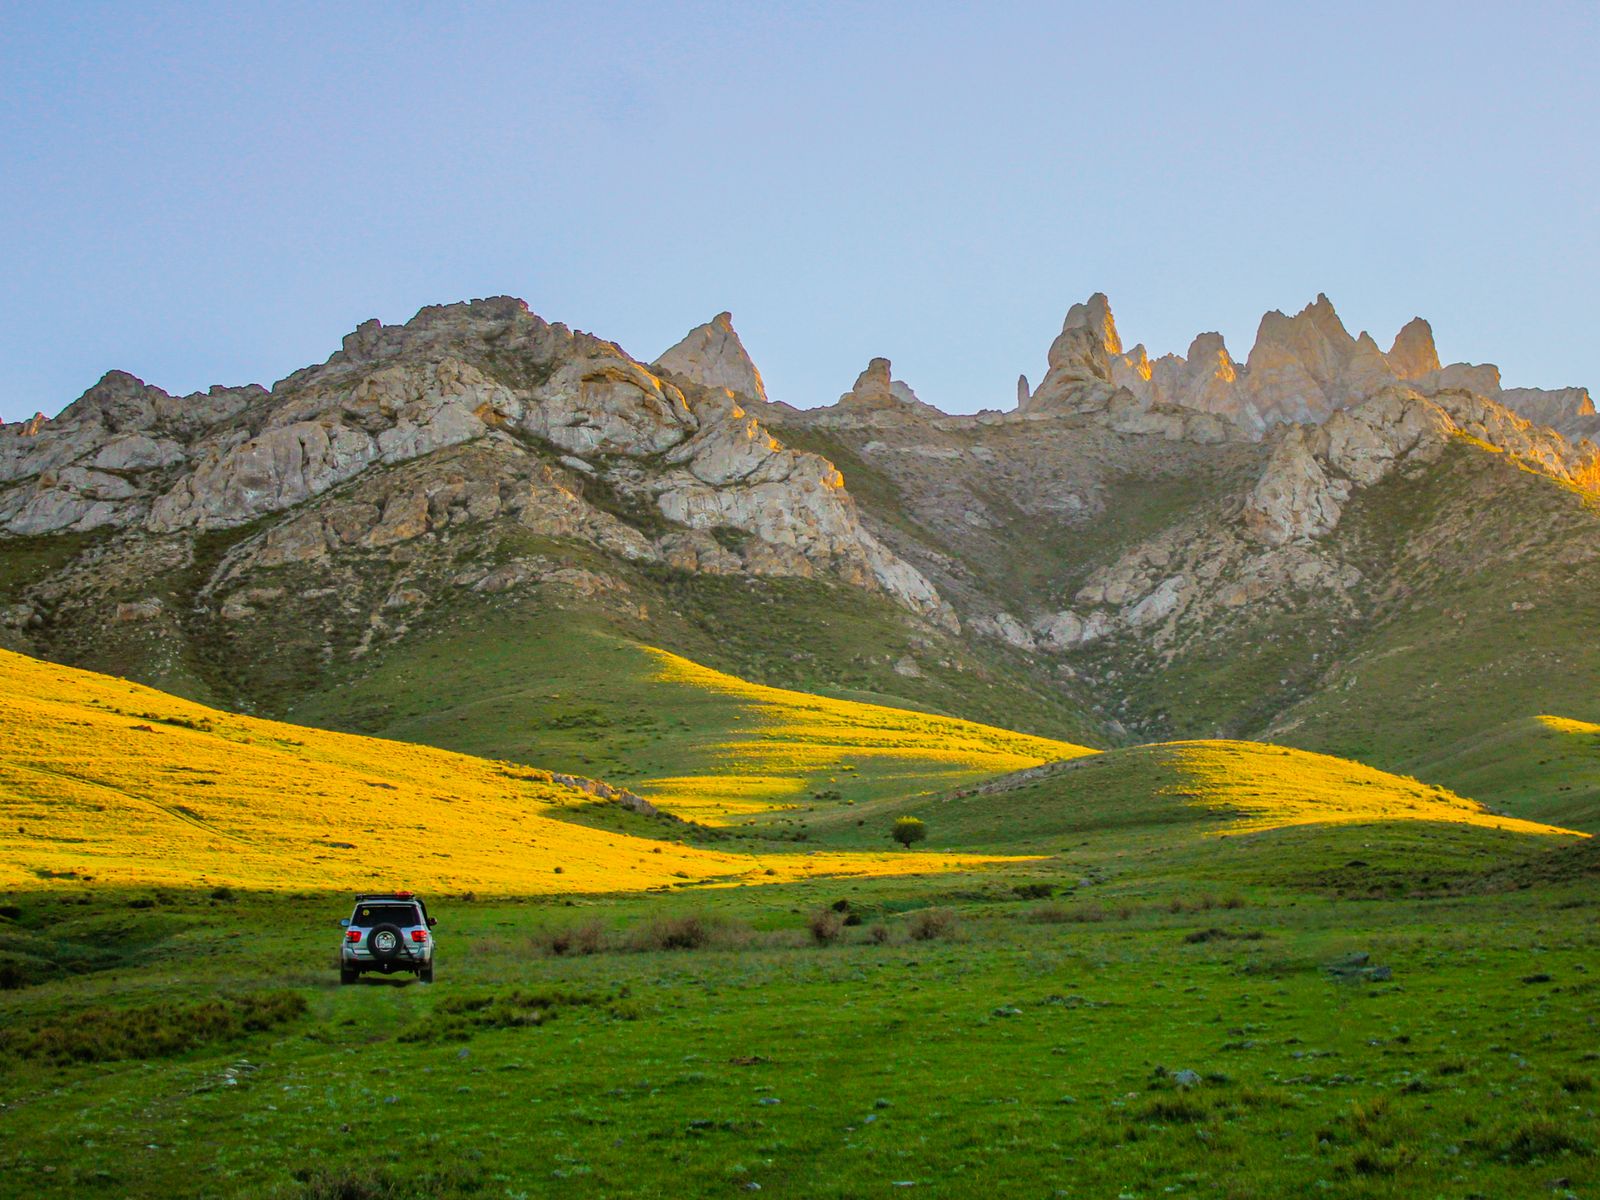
[352,904,422,927]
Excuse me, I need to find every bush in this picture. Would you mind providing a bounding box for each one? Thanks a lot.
[806,908,844,945]
[868,924,892,945]
[1137,1095,1209,1123]
[1474,1116,1595,1164]
[891,817,927,848]
[1013,883,1054,900]
[209,886,235,902]
[545,920,607,956]
[631,914,717,951]
[906,907,958,941]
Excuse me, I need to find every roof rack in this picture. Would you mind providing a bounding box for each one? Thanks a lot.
[354,891,418,901]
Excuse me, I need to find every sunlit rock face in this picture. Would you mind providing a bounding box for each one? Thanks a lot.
[1021,293,1122,413]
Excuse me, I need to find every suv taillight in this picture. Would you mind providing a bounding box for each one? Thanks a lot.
[410,930,427,942]
[346,930,361,942]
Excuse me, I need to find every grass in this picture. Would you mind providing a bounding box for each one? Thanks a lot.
[0,643,1596,1196]
[635,644,1091,822]
[1,878,1596,1198]
[1400,713,1600,832]
[1265,444,1600,825]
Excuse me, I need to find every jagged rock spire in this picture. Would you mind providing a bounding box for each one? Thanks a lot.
[653,312,767,403]
[1387,317,1441,381]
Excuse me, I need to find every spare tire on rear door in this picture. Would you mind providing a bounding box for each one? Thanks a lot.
[367,923,404,968]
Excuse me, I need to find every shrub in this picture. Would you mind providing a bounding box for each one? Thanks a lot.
[906,907,958,941]
[891,817,927,849]
[545,920,607,956]
[1183,927,1265,944]
[209,886,236,902]
[631,914,717,951]
[868,924,892,945]
[399,987,629,1042]
[807,908,844,945]
[1031,901,1105,924]
[1013,883,1054,900]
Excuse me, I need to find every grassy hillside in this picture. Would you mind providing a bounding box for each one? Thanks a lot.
[289,612,1093,824]
[809,739,1577,852]
[1263,446,1600,822]
[1401,714,1600,832]
[0,648,1023,893]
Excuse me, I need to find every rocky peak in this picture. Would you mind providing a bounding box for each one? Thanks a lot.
[1065,292,1123,356]
[1022,294,1124,411]
[1387,317,1441,380]
[652,311,768,404]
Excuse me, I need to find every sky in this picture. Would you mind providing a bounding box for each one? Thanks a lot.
[1,2,1596,422]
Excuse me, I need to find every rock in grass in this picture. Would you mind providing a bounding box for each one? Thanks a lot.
[1324,951,1371,972]
[1172,1069,1202,1088]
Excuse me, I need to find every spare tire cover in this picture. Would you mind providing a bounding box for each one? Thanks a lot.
[367,923,404,960]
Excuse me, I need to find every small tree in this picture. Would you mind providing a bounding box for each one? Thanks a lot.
[891,816,927,849]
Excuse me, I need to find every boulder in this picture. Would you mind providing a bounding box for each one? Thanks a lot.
[1242,427,1349,545]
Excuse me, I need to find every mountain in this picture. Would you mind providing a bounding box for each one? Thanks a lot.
[3,291,1598,829]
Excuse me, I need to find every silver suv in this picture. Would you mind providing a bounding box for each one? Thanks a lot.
[339,892,436,984]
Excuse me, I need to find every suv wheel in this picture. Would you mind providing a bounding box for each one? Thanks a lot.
[340,965,358,985]
[419,964,434,984]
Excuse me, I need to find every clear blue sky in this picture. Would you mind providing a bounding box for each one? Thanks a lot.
[2,2,1596,422]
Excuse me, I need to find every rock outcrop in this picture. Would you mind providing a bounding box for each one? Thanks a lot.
[652,311,768,403]
[781,357,944,429]
[1091,292,1597,450]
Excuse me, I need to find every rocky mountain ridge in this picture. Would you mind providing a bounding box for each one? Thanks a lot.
[0,298,949,625]
[3,290,1599,807]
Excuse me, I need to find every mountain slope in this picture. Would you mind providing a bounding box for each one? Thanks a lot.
[0,648,1023,892]
[283,610,1092,825]
[1396,714,1600,833]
